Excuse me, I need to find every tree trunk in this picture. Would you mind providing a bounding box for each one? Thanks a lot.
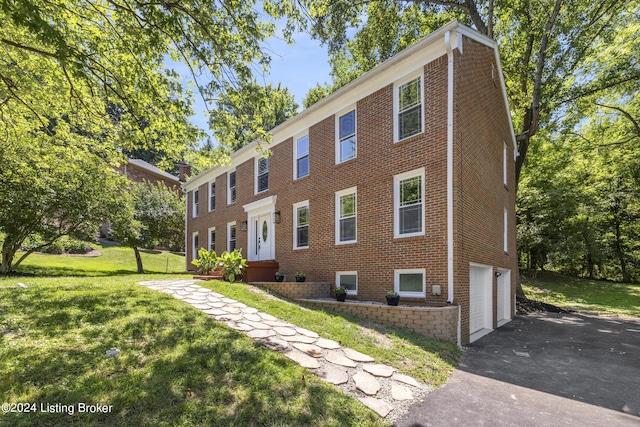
[0,237,19,274]
[133,246,144,274]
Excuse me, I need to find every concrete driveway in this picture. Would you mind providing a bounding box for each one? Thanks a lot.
[395,312,640,426]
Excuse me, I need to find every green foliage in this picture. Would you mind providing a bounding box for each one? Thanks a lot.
[111,182,185,273]
[386,289,399,297]
[217,249,248,283]
[335,285,347,295]
[210,82,299,152]
[0,135,130,274]
[191,248,218,275]
[295,271,306,279]
[40,240,65,255]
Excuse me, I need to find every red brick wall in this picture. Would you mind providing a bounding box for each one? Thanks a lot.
[116,164,180,191]
[452,37,517,343]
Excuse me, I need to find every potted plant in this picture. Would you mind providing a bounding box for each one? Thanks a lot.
[335,285,348,302]
[191,248,218,275]
[386,290,400,306]
[295,272,306,282]
[275,271,285,282]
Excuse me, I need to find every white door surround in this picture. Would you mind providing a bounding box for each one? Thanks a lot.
[243,196,277,262]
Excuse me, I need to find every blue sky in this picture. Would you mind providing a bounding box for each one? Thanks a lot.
[183,30,332,138]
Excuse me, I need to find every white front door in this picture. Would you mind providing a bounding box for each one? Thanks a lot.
[255,214,272,260]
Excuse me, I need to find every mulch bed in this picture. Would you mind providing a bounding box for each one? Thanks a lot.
[516,296,571,315]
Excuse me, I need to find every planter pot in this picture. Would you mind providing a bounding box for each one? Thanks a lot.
[295,277,306,282]
[386,295,400,306]
[336,293,347,302]
[275,275,285,282]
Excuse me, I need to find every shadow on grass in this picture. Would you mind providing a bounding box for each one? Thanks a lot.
[0,285,382,427]
[4,266,188,278]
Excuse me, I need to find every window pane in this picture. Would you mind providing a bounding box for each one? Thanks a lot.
[230,187,236,203]
[297,226,309,247]
[194,235,198,250]
[400,204,422,234]
[297,135,309,157]
[400,176,422,205]
[340,217,356,242]
[229,172,236,188]
[258,157,268,175]
[339,110,355,139]
[194,190,199,204]
[258,173,268,192]
[340,274,357,291]
[340,193,356,217]
[297,155,309,178]
[297,206,308,226]
[230,226,236,240]
[399,78,420,111]
[399,105,422,140]
[210,183,215,210]
[340,136,356,162]
[399,273,423,292]
[209,230,215,251]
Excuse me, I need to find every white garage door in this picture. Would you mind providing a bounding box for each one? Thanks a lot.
[469,265,492,335]
[497,270,511,324]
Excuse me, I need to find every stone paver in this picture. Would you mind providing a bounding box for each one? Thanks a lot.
[283,350,321,369]
[357,397,393,418]
[315,338,341,349]
[363,364,395,377]
[343,348,375,362]
[137,279,429,421]
[353,371,381,395]
[325,350,358,368]
[292,343,324,358]
[391,382,413,400]
[316,366,349,385]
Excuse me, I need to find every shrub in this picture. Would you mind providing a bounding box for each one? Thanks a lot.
[21,235,45,252]
[217,249,248,283]
[191,248,218,274]
[41,240,65,254]
[64,239,93,254]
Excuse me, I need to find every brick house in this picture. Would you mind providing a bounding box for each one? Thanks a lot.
[183,20,517,344]
[116,158,184,190]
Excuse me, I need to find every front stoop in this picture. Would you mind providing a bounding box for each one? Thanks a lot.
[246,260,279,282]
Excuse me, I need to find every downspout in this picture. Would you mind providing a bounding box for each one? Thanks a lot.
[445,31,455,305]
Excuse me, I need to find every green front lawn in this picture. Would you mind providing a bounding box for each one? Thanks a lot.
[522,271,640,317]
[15,242,187,276]
[0,275,384,426]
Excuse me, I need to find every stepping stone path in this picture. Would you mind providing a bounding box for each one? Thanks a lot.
[138,280,430,421]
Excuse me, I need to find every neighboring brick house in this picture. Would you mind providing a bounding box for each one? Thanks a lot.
[116,158,184,190]
[183,20,517,344]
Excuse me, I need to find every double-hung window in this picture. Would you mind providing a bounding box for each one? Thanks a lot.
[396,76,423,141]
[256,157,268,193]
[192,190,199,217]
[293,201,309,249]
[209,182,216,211]
[394,168,425,238]
[228,171,236,204]
[337,109,356,163]
[192,232,199,260]
[394,269,425,298]
[336,187,357,244]
[208,227,216,252]
[228,222,236,252]
[295,135,309,179]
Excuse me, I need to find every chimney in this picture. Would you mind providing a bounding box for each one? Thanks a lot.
[178,163,192,182]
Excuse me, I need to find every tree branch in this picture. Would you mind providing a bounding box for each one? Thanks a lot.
[595,102,640,138]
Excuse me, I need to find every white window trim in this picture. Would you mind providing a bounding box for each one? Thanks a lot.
[192,231,199,261]
[192,189,199,218]
[393,72,424,143]
[394,268,426,298]
[394,168,426,238]
[335,186,357,245]
[209,180,216,212]
[208,226,216,252]
[227,169,236,205]
[336,271,358,295]
[227,221,236,252]
[503,142,508,186]
[293,200,309,250]
[335,106,357,165]
[504,208,508,253]
[293,133,310,180]
[254,156,269,194]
